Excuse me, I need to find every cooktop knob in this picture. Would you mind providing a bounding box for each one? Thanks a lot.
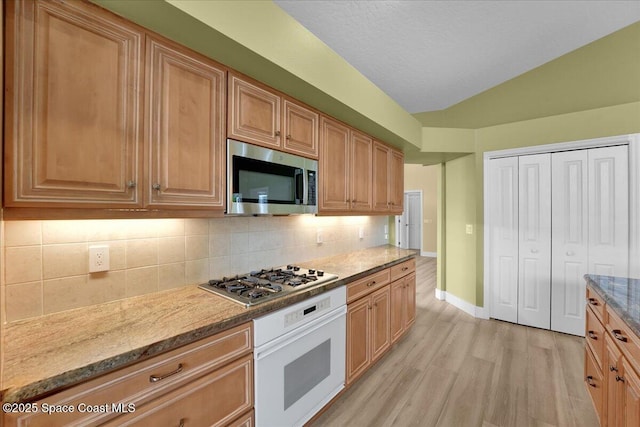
[308,269,316,274]
[286,264,294,270]
[293,266,300,271]
[317,270,324,277]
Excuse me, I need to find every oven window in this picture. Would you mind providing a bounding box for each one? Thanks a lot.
[283,339,331,410]
[233,156,299,204]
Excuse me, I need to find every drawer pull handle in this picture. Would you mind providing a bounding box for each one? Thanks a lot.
[150,363,184,383]
[588,298,598,306]
[275,130,281,137]
[367,281,376,287]
[616,375,625,383]
[179,418,185,427]
[402,267,409,271]
[612,330,627,342]
[586,376,596,387]
[610,365,618,372]
[588,331,597,340]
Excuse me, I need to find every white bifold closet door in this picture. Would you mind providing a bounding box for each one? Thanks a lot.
[488,157,519,323]
[517,154,551,330]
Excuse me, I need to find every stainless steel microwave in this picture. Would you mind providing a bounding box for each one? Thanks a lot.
[226,139,318,215]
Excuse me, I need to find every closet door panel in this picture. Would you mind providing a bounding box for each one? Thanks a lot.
[518,154,551,329]
[489,157,519,323]
[588,145,629,277]
[551,150,588,336]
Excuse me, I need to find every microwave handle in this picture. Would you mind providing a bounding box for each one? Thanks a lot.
[295,169,306,205]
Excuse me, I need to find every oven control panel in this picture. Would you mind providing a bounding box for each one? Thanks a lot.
[284,297,331,328]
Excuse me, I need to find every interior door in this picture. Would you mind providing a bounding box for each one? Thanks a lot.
[588,145,629,277]
[551,150,588,336]
[518,153,551,329]
[407,192,421,250]
[488,157,519,324]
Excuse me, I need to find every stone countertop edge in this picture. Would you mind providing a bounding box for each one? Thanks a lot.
[584,274,640,337]
[1,245,417,403]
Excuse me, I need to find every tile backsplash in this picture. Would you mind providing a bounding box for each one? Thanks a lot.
[2,215,388,323]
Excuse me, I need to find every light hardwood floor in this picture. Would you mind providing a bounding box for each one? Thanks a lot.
[313,256,599,427]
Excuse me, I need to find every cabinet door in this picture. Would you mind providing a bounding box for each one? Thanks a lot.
[319,117,351,212]
[405,272,417,328]
[551,150,588,336]
[228,73,281,149]
[389,148,404,213]
[605,335,624,427]
[283,99,318,159]
[372,141,390,211]
[390,279,405,343]
[351,131,373,211]
[623,358,640,427]
[5,0,143,207]
[346,297,371,385]
[145,36,225,208]
[518,153,551,330]
[371,286,390,363]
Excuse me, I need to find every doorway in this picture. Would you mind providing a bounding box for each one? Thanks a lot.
[397,191,422,251]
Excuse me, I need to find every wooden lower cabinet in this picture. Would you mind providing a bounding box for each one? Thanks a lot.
[585,286,640,427]
[102,354,253,427]
[3,323,254,427]
[346,259,416,386]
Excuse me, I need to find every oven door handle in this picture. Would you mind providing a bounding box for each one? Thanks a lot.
[254,305,346,361]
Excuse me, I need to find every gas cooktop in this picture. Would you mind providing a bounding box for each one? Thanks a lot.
[199,265,338,307]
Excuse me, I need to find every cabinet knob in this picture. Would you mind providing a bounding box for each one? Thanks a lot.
[588,331,597,340]
[286,134,292,139]
[586,375,596,387]
[367,281,376,287]
[610,365,618,372]
[152,183,161,191]
[616,375,625,383]
[275,130,281,137]
[178,419,185,427]
[587,297,598,306]
[127,180,136,188]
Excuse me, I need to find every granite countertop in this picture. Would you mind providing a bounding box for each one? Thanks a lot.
[1,245,416,403]
[584,274,640,337]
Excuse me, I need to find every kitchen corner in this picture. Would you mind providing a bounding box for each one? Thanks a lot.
[1,245,416,404]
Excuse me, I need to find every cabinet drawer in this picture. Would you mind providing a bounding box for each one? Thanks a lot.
[103,354,253,427]
[347,269,391,303]
[3,323,252,427]
[607,307,640,375]
[585,345,604,424]
[389,258,415,282]
[586,287,606,323]
[586,305,605,370]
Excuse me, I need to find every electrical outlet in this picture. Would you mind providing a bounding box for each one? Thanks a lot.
[466,224,473,235]
[358,227,364,239]
[316,229,323,244]
[89,245,110,273]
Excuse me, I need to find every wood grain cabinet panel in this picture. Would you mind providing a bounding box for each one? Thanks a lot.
[228,73,281,149]
[346,296,371,385]
[391,272,416,344]
[605,334,624,427]
[4,0,143,207]
[373,141,404,213]
[145,36,226,209]
[319,116,351,211]
[585,345,605,424]
[623,358,640,427]
[102,355,253,427]
[371,286,391,363]
[283,99,319,158]
[389,148,405,213]
[350,131,373,212]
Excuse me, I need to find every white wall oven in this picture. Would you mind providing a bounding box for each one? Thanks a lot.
[253,287,346,426]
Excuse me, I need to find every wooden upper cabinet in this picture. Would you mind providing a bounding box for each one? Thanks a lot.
[145,36,226,209]
[350,131,373,212]
[228,73,281,149]
[283,98,319,158]
[319,116,351,211]
[389,148,404,213]
[372,142,404,213]
[4,0,143,207]
[372,142,391,212]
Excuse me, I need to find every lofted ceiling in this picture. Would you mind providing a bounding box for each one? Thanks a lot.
[274,1,640,115]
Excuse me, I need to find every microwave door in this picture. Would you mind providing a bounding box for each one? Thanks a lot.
[295,169,305,205]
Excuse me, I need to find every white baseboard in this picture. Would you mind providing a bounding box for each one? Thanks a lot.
[434,289,488,319]
[420,251,437,257]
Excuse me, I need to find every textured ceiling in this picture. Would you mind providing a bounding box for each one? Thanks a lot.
[274,1,640,114]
